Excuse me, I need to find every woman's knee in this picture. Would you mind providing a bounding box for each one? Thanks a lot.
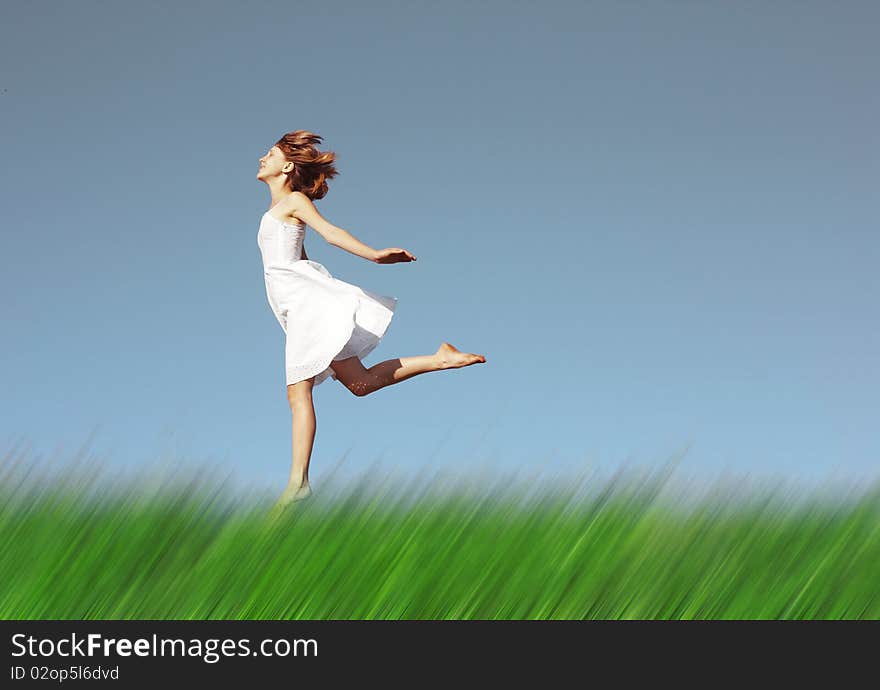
[329,357,369,396]
[287,380,314,409]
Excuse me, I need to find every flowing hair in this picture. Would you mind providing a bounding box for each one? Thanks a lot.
[274,130,339,200]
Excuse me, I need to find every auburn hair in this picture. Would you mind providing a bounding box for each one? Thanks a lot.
[273,130,339,200]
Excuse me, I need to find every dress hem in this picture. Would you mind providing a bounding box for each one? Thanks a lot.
[285,295,398,387]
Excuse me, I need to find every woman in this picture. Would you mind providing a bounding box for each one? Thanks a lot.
[256,130,487,511]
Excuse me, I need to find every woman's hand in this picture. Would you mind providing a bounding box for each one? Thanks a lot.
[373,247,417,264]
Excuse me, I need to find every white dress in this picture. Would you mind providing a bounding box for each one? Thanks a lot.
[257,208,397,387]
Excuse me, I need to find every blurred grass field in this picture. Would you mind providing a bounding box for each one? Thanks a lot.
[1,447,878,619]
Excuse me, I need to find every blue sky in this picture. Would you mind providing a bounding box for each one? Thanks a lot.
[1,1,877,493]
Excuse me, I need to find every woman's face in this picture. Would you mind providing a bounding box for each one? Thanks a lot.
[257,145,287,179]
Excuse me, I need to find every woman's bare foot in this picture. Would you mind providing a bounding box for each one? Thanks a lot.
[269,482,313,519]
[435,342,487,369]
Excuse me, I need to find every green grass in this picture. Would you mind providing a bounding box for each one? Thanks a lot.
[1,456,878,619]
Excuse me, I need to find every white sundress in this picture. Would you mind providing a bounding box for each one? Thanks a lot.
[257,206,397,387]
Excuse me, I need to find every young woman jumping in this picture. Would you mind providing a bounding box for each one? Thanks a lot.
[256,130,487,511]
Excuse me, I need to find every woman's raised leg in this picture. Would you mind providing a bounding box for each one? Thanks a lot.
[330,342,486,397]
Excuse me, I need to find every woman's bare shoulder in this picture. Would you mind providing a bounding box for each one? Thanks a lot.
[286,192,318,223]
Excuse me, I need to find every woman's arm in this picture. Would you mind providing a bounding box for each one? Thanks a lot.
[289,192,378,262]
